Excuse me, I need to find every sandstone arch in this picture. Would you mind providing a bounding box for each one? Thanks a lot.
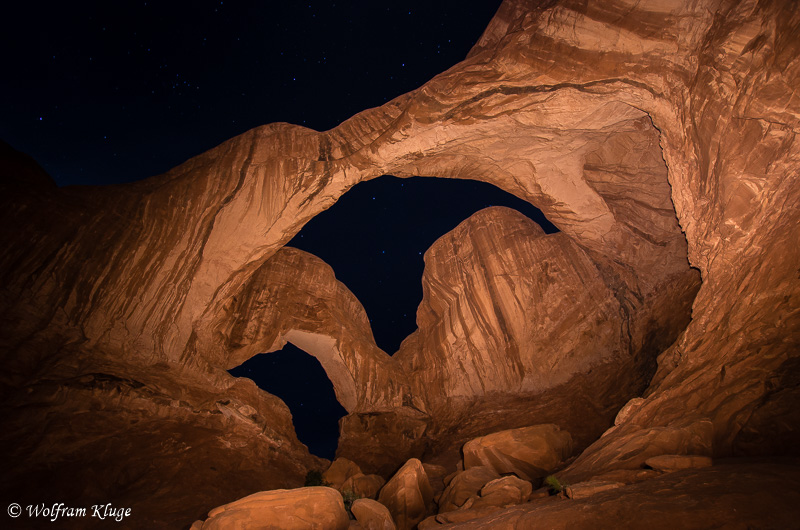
[206,246,408,413]
[2,0,798,525]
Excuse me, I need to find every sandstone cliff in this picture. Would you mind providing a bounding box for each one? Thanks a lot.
[2,0,799,526]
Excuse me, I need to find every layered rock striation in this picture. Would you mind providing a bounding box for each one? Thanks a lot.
[2,0,799,526]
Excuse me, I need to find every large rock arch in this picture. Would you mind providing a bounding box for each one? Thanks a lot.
[2,0,799,525]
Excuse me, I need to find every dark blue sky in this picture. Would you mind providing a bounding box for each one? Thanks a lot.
[2,1,504,186]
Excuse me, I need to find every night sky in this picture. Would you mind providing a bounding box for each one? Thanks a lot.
[3,1,561,459]
[3,1,503,186]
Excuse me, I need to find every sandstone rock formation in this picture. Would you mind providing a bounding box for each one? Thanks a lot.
[1,0,799,527]
[323,457,386,499]
[438,467,501,514]
[396,207,629,404]
[645,454,713,473]
[206,247,409,413]
[564,480,625,500]
[323,458,364,491]
[434,459,800,529]
[473,476,533,509]
[377,459,434,530]
[342,474,386,500]
[350,498,397,530]
[192,487,349,530]
[462,424,573,481]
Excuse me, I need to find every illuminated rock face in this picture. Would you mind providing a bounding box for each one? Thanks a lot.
[397,205,672,405]
[204,246,408,413]
[2,0,799,526]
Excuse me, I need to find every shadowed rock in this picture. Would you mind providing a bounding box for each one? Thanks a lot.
[462,424,573,481]
[377,458,434,530]
[194,487,349,530]
[1,0,799,526]
[351,498,396,530]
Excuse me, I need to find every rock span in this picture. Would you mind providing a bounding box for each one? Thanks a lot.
[1,0,799,526]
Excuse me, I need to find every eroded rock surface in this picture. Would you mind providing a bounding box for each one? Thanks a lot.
[351,498,397,530]
[194,487,349,530]
[324,458,364,491]
[377,459,434,530]
[438,467,500,514]
[462,424,573,481]
[1,0,799,526]
[437,459,800,529]
[206,247,409,413]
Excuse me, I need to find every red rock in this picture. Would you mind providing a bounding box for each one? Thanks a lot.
[337,409,429,477]
[476,476,533,508]
[560,417,714,483]
[422,463,449,502]
[417,516,441,530]
[645,455,713,473]
[590,469,660,485]
[324,458,363,491]
[350,498,396,530]
[197,487,349,529]
[565,480,625,500]
[377,458,434,530]
[1,0,798,526]
[438,466,500,513]
[432,459,800,529]
[462,424,573,481]
[435,505,504,525]
[342,473,386,500]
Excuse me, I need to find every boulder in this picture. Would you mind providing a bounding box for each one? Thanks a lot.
[462,424,573,480]
[472,476,533,509]
[342,473,386,499]
[377,458,434,530]
[324,458,363,490]
[422,463,449,501]
[198,487,349,529]
[417,516,441,530]
[350,498,396,530]
[437,466,500,513]
[1,0,799,527]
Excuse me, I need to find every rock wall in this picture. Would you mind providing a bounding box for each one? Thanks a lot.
[397,206,625,403]
[1,0,799,525]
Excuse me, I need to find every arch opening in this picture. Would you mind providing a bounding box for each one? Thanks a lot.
[286,174,558,354]
[228,343,347,460]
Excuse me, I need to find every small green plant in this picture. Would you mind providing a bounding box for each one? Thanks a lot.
[304,469,329,487]
[544,475,564,494]
[341,490,360,519]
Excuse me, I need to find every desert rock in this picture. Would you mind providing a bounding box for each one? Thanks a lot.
[197,487,349,530]
[324,458,363,490]
[645,455,713,473]
[462,424,573,481]
[377,458,434,530]
[1,0,799,526]
[342,473,386,499]
[475,476,533,508]
[437,466,500,514]
[350,498,396,530]
[565,480,625,500]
